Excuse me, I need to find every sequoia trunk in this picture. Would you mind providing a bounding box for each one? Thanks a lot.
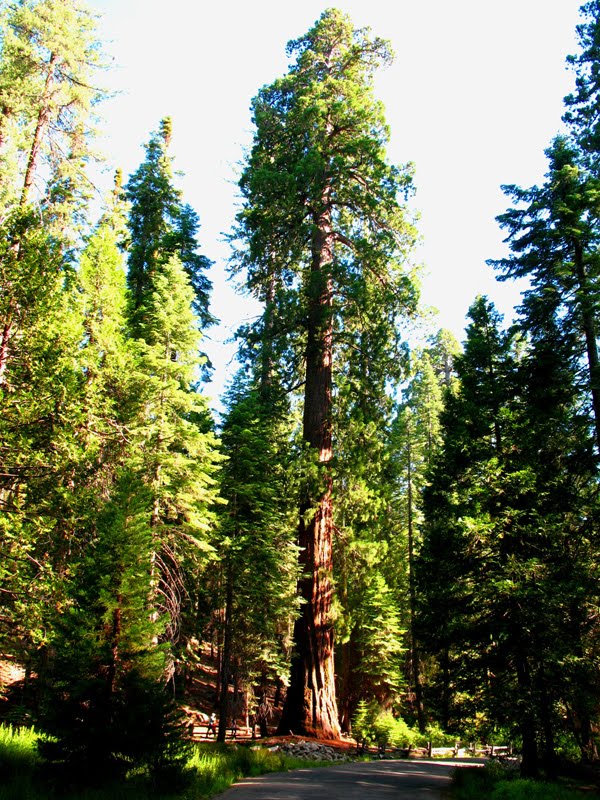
[278,207,340,739]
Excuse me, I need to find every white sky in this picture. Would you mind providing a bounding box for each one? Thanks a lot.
[91,0,583,408]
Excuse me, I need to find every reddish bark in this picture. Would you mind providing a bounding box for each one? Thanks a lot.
[407,442,426,733]
[0,318,13,387]
[0,54,57,387]
[278,204,341,740]
[20,52,58,207]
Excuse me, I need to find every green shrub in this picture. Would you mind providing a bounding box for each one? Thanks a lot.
[352,700,377,746]
[451,763,592,800]
[351,701,418,749]
[422,722,457,748]
[0,735,334,799]
[491,779,595,800]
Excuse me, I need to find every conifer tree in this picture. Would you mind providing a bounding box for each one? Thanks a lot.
[0,2,107,660]
[33,193,201,776]
[0,0,107,383]
[333,340,410,731]
[564,0,600,165]
[0,0,105,214]
[133,254,222,659]
[390,345,447,732]
[418,297,598,775]
[123,121,221,660]
[125,118,214,337]
[38,474,190,779]
[233,8,419,739]
[214,373,299,741]
[491,136,600,450]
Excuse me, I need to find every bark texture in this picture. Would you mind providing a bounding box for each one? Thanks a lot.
[278,211,340,739]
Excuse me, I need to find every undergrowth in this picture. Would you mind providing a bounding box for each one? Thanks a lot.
[451,761,600,800]
[0,724,323,799]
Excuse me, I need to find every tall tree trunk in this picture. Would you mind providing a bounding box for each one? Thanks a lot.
[217,562,234,742]
[21,53,58,208]
[278,204,340,739]
[406,441,426,733]
[515,648,539,778]
[0,315,14,387]
[573,239,600,452]
[538,665,557,778]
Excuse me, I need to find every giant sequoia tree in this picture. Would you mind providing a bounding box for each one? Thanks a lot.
[233,9,419,738]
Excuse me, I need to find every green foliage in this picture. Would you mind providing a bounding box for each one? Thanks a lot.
[336,539,406,718]
[117,252,222,654]
[489,780,595,800]
[0,0,111,673]
[0,0,107,222]
[417,294,600,773]
[451,762,592,800]
[3,0,600,786]
[0,724,41,777]
[351,700,418,749]
[35,476,191,780]
[564,0,600,164]
[351,700,373,744]
[232,7,421,737]
[125,118,214,335]
[490,136,600,450]
[0,215,87,661]
[233,7,420,396]
[481,15,600,764]
[422,723,457,748]
[216,374,299,674]
[0,729,335,799]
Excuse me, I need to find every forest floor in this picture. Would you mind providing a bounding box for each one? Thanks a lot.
[0,651,359,756]
[174,644,359,754]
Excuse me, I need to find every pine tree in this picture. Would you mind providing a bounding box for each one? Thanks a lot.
[125,118,214,338]
[233,8,419,739]
[132,254,222,659]
[0,1,107,660]
[38,474,190,780]
[123,120,221,661]
[214,373,299,741]
[0,0,105,213]
[390,345,447,732]
[491,136,600,450]
[563,0,600,165]
[417,298,518,733]
[0,0,107,389]
[77,183,135,456]
[418,297,598,775]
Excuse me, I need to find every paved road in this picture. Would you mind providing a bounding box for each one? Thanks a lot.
[215,758,480,800]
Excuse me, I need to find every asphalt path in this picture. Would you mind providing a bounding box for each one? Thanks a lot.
[214,758,483,800]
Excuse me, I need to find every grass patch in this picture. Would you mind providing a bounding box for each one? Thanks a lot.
[0,725,332,799]
[451,761,600,800]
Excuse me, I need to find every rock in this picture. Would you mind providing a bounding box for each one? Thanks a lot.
[274,740,349,762]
